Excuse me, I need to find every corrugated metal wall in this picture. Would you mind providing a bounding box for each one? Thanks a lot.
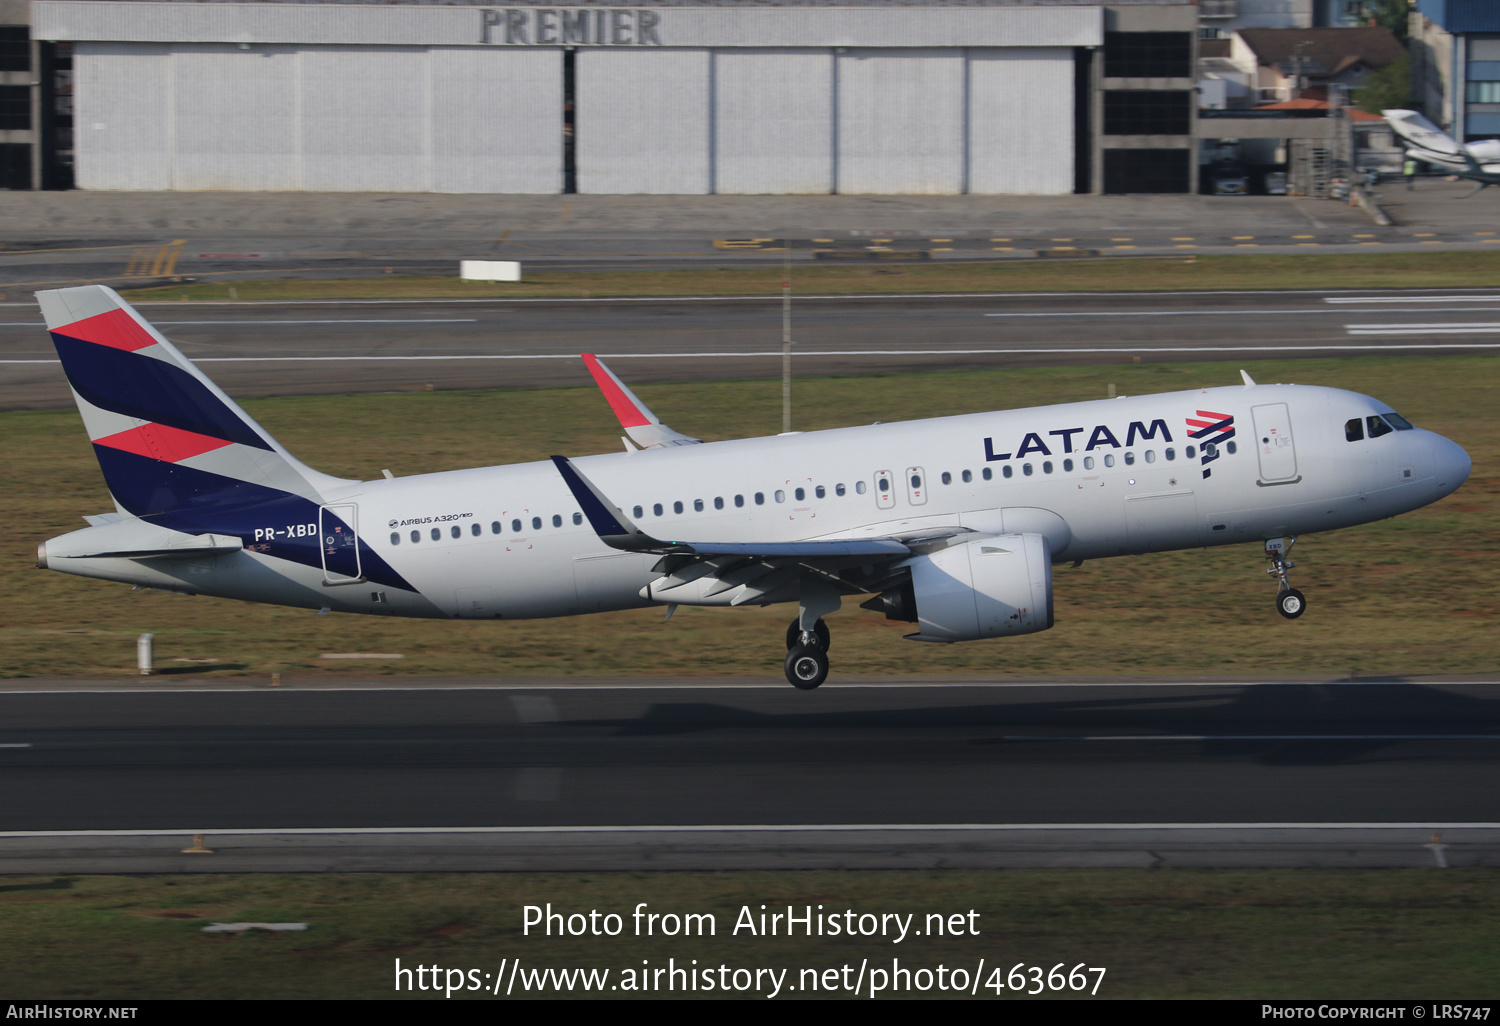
[575,48,711,194]
[837,49,966,194]
[713,49,833,195]
[75,43,561,192]
[968,48,1074,195]
[74,42,1074,195]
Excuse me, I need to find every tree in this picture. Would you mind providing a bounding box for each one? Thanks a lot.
[1355,55,1410,115]
[1359,0,1409,44]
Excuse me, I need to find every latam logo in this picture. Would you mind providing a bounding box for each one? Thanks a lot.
[1186,410,1235,479]
[982,419,1173,462]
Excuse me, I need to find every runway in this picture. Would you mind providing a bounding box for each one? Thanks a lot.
[4,288,1500,410]
[2,681,1497,870]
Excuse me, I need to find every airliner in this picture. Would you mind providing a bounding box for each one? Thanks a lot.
[35,285,1471,688]
[1383,109,1500,194]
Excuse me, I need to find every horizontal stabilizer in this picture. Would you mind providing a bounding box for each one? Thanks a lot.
[582,354,701,449]
[59,533,244,560]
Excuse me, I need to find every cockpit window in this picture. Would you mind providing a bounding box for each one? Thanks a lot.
[1345,418,1364,442]
[1383,411,1414,431]
[1367,415,1394,439]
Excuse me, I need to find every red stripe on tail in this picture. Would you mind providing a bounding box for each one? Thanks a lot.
[94,422,235,463]
[52,308,159,353]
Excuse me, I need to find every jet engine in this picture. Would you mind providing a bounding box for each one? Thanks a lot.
[863,533,1053,643]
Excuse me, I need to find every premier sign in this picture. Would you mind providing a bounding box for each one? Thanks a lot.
[480,9,663,46]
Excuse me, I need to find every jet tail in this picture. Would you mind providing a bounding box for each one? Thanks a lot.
[1383,109,1464,159]
[39,285,351,518]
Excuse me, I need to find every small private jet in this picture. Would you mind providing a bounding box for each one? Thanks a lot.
[36,286,1470,687]
[1384,108,1500,194]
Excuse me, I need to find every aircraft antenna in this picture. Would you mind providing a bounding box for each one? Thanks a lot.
[782,240,793,433]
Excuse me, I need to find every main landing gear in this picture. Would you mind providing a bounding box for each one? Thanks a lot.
[1265,536,1306,620]
[785,617,830,690]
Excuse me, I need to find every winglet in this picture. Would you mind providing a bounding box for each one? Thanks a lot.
[581,354,702,449]
[1240,369,1256,386]
[550,455,678,553]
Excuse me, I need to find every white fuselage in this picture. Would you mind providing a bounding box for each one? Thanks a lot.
[42,382,1470,621]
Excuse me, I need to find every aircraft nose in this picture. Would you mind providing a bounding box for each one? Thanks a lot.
[1432,434,1471,494]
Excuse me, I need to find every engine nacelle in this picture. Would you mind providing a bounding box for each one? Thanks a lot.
[900,533,1053,643]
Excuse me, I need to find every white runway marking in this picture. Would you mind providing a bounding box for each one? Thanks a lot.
[2,822,1497,838]
[8,342,1500,366]
[1326,295,1500,303]
[0,743,32,748]
[986,307,1500,318]
[1347,323,1500,335]
[0,319,476,327]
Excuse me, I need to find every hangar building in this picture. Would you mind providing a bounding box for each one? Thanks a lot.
[15,0,1201,194]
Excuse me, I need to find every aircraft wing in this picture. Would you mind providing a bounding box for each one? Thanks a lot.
[582,354,702,449]
[553,455,923,607]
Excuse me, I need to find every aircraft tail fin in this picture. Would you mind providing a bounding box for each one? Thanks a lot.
[1383,109,1464,158]
[38,285,351,518]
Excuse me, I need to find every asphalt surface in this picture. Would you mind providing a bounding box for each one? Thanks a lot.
[5,179,1495,290]
[2,682,1497,832]
[6,287,1500,410]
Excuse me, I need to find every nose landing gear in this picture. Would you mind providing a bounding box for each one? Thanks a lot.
[1265,536,1306,619]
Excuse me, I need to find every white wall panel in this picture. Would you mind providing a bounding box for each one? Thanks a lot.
[576,48,710,194]
[835,49,965,195]
[714,49,833,194]
[431,47,561,194]
[74,42,172,190]
[172,46,299,190]
[299,47,430,191]
[967,48,1074,195]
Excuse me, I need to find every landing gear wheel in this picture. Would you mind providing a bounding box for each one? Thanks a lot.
[785,618,831,652]
[1277,588,1307,620]
[785,645,829,690]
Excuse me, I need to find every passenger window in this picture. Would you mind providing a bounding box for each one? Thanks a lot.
[877,478,889,492]
[1103,454,1115,468]
[855,481,867,494]
[1083,456,1094,470]
[1042,461,1053,474]
[693,499,703,512]
[1185,445,1197,459]
[981,468,992,481]
[633,505,643,518]
[714,497,724,510]
[1226,440,1237,454]
[775,490,786,503]
[1002,465,1013,479]
[471,523,481,536]
[1345,419,1364,442]
[836,483,846,496]
[552,514,562,528]
[1063,459,1074,472]
[431,527,442,541]
[390,532,400,546]
[531,517,542,531]
[1203,442,1217,458]
[1165,447,1175,461]
[794,487,805,501]
[673,501,684,514]
[910,474,922,488]
[1385,412,1414,430]
[511,519,522,533]
[735,494,745,507]
[1367,415,1393,438]
[653,503,663,516]
[815,485,825,499]
[1144,450,1155,464]
[1124,452,1135,466]
[491,521,501,534]
[755,492,765,505]
[573,512,583,525]
[941,472,952,485]
[411,530,420,543]
[1023,463,1033,476]
[451,525,461,539]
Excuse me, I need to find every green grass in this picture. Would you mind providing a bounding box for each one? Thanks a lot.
[2,870,1496,999]
[120,251,1500,302]
[2,355,1495,681]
